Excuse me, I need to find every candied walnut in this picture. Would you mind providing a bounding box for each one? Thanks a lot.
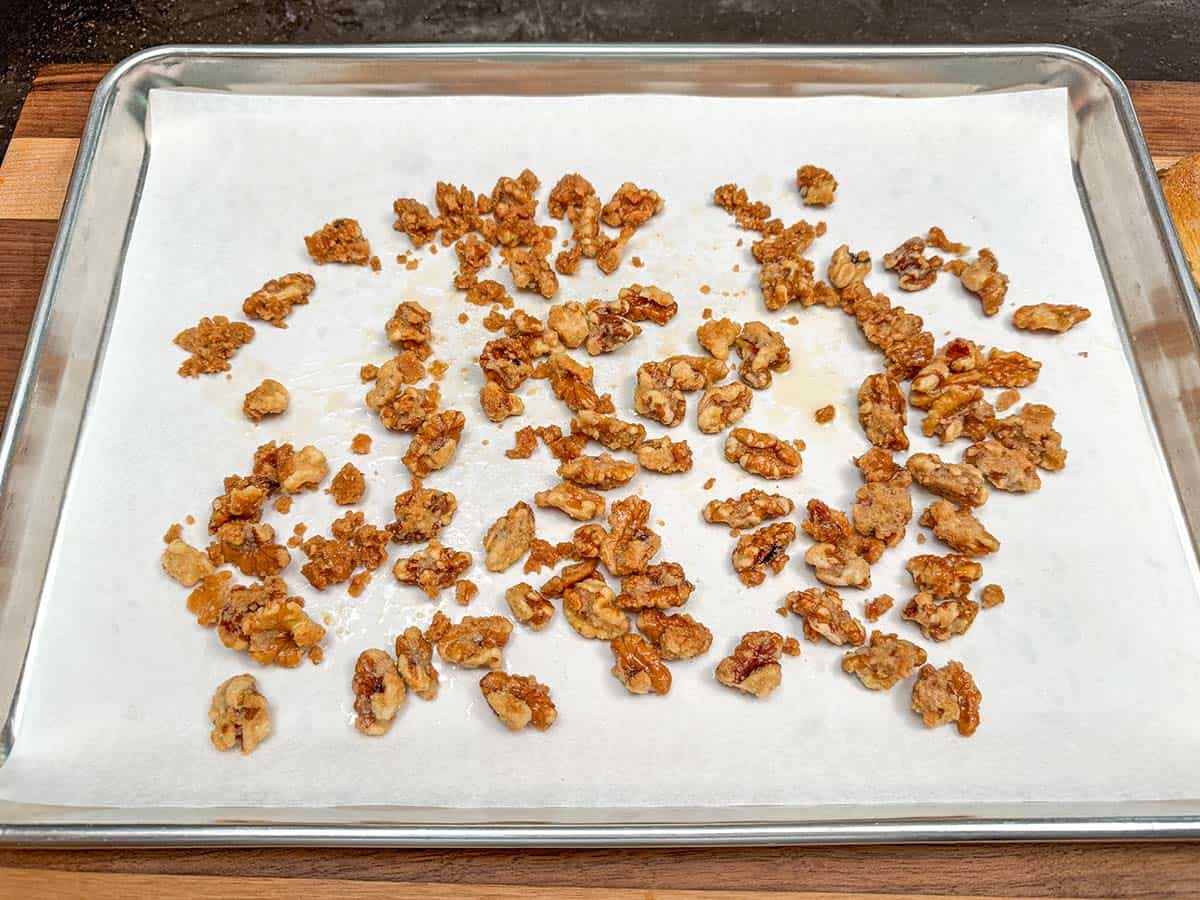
[453,234,492,289]
[697,382,752,434]
[844,287,936,381]
[814,405,835,425]
[368,379,440,434]
[802,498,883,587]
[563,524,606,561]
[465,279,513,310]
[660,355,728,391]
[239,378,289,423]
[188,571,232,627]
[480,671,557,731]
[163,522,183,544]
[715,631,787,698]
[434,182,483,244]
[277,445,327,494]
[922,385,995,444]
[611,633,672,695]
[352,649,405,736]
[217,575,325,667]
[504,246,558,298]
[547,353,614,414]
[395,626,439,700]
[534,481,606,522]
[174,315,254,377]
[455,579,478,606]
[484,501,535,572]
[162,540,215,587]
[563,576,630,639]
[209,674,271,753]
[734,321,790,389]
[557,453,638,490]
[724,428,802,479]
[392,540,473,599]
[796,164,837,206]
[842,630,927,690]
[912,660,981,736]
[480,381,524,422]
[786,587,867,646]
[855,447,908,484]
[804,541,870,589]
[617,284,677,325]
[858,373,909,451]
[403,410,465,478]
[386,301,433,356]
[865,594,894,622]
[852,475,913,549]
[210,521,291,578]
[828,244,872,290]
[602,182,663,228]
[434,614,512,669]
[300,512,389,590]
[637,436,692,474]
[327,463,365,505]
[616,561,694,610]
[506,582,555,629]
[906,452,990,508]
[636,609,712,660]
[753,222,820,310]
[907,553,982,600]
[548,172,596,218]
[305,217,371,265]
[540,558,599,598]
[696,318,741,360]
[524,539,561,575]
[908,338,986,408]
[1013,302,1091,333]
[981,583,1005,609]
[703,489,794,529]
[995,389,1020,413]
[571,410,645,451]
[963,440,1041,492]
[991,403,1067,470]
[506,426,538,460]
[547,301,589,349]
[945,248,1008,316]
[242,273,314,327]
[919,500,999,556]
[584,300,642,355]
[389,478,456,543]
[713,182,775,231]
[883,237,943,291]
[599,496,661,576]
[905,573,981,641]
[980,347,1041,388]
[479,337,533,391]
[392,197,441,246]
[732,522,796,587]
[633,362,685,427]
[927,226,968,254]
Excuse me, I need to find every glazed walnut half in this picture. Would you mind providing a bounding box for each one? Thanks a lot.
[352,648,406,736]
[715,631,789,699]
[724,428,802,479]
[480,671,558,731]
[209,674,271,753]
[911,660,981,736]
[610,633,672,695]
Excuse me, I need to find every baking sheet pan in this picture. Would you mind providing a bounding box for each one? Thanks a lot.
[2,44,1200,844]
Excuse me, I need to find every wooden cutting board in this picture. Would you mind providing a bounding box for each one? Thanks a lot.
[0,64,1198,900]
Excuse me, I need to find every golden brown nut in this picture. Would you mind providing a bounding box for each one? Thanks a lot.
[697,382,753,433]
[242,273,314,327]
[786,587,866,646]
[278,445,328,494]
[506,582,555,630]
[506,426,539,460]
[911,660,981,736]
[980,583,1006,609]
[636,609,713,660]
[926,226,968,255]
[858,373,909,451]
[539,558,599,598]
[547,353,614,414]
[209,674,271,753]
[547,301,589,348]
[990,403,1067,471]
[392,197,440,246]
[534,481,606,521]
[392,540,473,599]
[617,284,677,324]
[242,378,289,422]
[732,522,796,587]
[174,315,255,377]
[480,381,524,423]
[852,477,912,549]
[796,164,837,206]
[300,513,389,591]
[210,521,291,578]
[479,337,533,391]
[754,222,820,310]
[484,501,536,572]
[922,385,995,444]
[636,436,693,474]
[217,576,325,667]
[828,244,871,290]
[697,318,742,360]
[504,245,559,298]
[385,301,433,355]
[724,427,802,479]
[616,561,694,610]
[906,452,989,507]
[944,249,1008,316]
[598,495,661,576]
[563,576,630,639]
[715,631,788,698]
[403,410,465,478]
[571,410,646,451]
[367,371,439,433]
[557,453,638,490]
[962,440,1041,492]
[162,539,215,587]
[327,463,365,506]
[188,571,233,627]
[882,236,943,291]
[703,488,794,529]
[919,500,999,556]
[480,671,558,731]
[801,498,883,587]
[864,593,895,622]
[610,633,672,695]
[390,478,457,543]
[902,592,979,641]
[842,631,928,690]
[734,321,790,389]
[982,348,1044,388]
[305,217,371,265]
[352,649,406,736]
[395,626,439,700]
[435,181,483,244]
[1012,302,1091,333]
[602,182,663,228]
[634,361,686,426]
[584,300,642,355]
[907,553,983,600]
[433,613,513,669]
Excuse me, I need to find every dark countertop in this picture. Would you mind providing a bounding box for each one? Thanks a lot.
[1,0,1198,160]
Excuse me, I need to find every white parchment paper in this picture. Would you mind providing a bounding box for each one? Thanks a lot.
[1,87,1197,810]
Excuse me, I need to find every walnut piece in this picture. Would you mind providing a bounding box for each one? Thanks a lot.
[945,248,1008,316]
[434,181,483,244]
[504,245,559,298]
[540,558,598,598]
[852,472,913,549]
[912,660,981,736]
[327,463,365,505]
[279,445,328,494]
[484,501,536,572]
[305,217,371,265]
[479,337,532,392]
[906,452,990,507]
[242,378,289,423]
[724,428,802,479]
[991,403,1067,470]
[919,500,999,556]
[963,440,1042,492]
[703,488,794,529]
[584,299,642,355]
[563,576,630,639]
[981,583,1006,609]
[787,587,867,646]
[802,497,883,587]
[188,572,233,627]
[505,582,555,630]
[209,674,271,753]
[858,373,909,450]
[162,540,215,587]
[697,318,742,360]
[557,453,638,490]
[366,367,439,433]
[715,631,788,698]
[697,382,753,433]
[390,479,456,543]
[546,301,588,348]
[174,315,254,377]
[599,496,662,576]
[394,626,439,700]
[506,426,538,460]
[610,633,672,695]
[432,613,512,669]
[392,197,441,246]
[922,385,995,444]
[547,353,614,414]
[534,481,606,521]
[732,522,796,587]
[636,436,693,474]
[386,301,433,356]
[926,226,968,254]
[480,671,558,731]
[637,609,712,660]
[616,561,694,610]
[713,182,774,231]
[480,381,524,423]
[403,410,465,478]
[602,182,663,228]
[865,594,895,622]
[1013,303,1091,333]
[352,649,406,736]
[571,410,645,450]
[828,243,872,290]
[617,284,677,325]
[242,273,314,327]
[796,164,837,206]
[392,540,473,599]
[753,221,820,310]
[299,512,389,591]
[907,553,983,600]
[217,575,325,667]
[842,631,927,690]
[210,521,291,578]
[734,321,790,389]
[882,236,943,291]
[634,362,686,427]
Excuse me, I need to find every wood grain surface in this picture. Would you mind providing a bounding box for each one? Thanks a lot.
[0,64,1197,899]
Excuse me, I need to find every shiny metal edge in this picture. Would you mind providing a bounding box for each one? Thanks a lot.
[1,42,1198,846]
